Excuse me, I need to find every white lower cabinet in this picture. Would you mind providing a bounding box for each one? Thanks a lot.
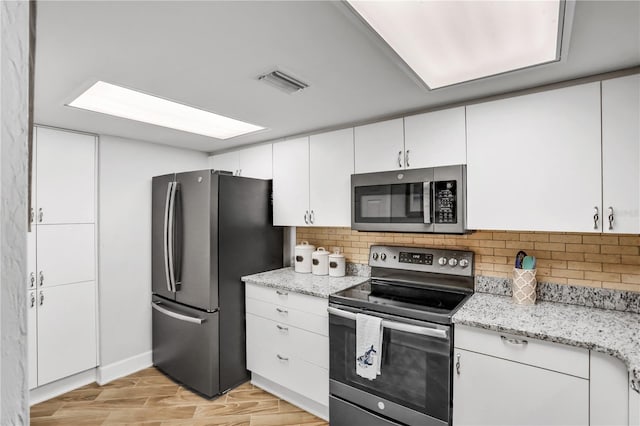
[453,325,589,426]
[245,283,329,410]
[36,281,97,386]
[590,351,629,425]
[27,290,38,390]
[631,385,640,426]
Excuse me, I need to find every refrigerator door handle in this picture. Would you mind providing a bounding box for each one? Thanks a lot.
[167,181,178,292]
[163,182,174,293]
[152,301,206,324]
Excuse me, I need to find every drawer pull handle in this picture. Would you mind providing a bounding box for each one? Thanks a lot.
[500,335,528,346]
[456,353,461,375]
[276,290,288,296]
[276,308,288,314]
[276,325,289,332]
[276,354,289,361]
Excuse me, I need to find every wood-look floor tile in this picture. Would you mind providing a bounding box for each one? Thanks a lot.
[30,400,64,418]
[31,369,327,426]
[96,384,180,400]
[195,400,279,418]
[103,406,196,423]
[225,388,279,403]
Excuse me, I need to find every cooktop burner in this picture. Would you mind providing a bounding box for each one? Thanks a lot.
[329,245,474,324]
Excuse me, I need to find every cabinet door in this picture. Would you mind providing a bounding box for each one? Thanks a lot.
[36,224,95,288]
[35,127,95,224]
[452,348,588,426]
[209,151,239,175]
[309,129,354,226]
[590,351,629,426]
[273,137,310,226]
[28,290,37,389]
[238,144,273,179]
[631,385,640,426]
[27,227,37,290]
[37,281,97,386]
[354,119,404,173]
[404,107,466,168]
[466,83,602,232]
[602,74,640,234]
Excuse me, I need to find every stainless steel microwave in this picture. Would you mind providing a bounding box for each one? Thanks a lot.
[351,165,467,234]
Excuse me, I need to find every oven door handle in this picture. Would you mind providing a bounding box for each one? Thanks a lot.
[328,307,448,340]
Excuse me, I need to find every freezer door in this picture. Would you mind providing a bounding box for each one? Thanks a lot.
[152,296,220,397]
[152,173,176,300]
[174,170,217,311]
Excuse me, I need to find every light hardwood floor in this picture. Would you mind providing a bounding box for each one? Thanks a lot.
[30,368,328,425]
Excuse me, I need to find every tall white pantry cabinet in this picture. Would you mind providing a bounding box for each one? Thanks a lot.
[28,126,98,389]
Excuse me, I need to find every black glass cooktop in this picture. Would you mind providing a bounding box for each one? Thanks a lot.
[329,280,471,324]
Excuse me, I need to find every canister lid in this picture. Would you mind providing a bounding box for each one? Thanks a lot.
[295,240,315,250]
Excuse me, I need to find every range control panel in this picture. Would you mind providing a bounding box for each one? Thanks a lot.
[369,245,474,277]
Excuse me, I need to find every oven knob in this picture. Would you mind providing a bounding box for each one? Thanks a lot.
[381,253,387,261]
[438,257,447,266]
[448,258,458,267]
[459,259,469,268]
[372,252,379,260]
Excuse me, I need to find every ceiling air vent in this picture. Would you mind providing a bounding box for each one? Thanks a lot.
[258,70,309,94]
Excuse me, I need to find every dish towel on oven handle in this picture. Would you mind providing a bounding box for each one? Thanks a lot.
[355,313,383,380]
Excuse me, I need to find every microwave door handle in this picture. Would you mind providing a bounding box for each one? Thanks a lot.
[423,181,432,224]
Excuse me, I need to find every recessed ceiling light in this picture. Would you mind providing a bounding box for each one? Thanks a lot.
[347,0,564,89]
[68,81,265,139]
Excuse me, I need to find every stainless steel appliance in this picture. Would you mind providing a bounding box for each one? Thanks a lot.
[328,245,474,426]
[152,170,283,398]
[351,165,467,234]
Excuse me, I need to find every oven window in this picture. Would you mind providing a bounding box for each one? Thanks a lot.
[354,183,425,224]
[329,314,450,422]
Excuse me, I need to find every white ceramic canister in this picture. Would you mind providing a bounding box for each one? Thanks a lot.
[294,241,315,273]
[312,247,330,276]
[329,249,346,277]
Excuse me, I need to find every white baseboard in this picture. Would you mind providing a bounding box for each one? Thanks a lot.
[30,368,97,406]
[251,373,329,421]
[97,351,153,385]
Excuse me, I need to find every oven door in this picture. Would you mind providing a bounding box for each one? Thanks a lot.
[329,305,451,426]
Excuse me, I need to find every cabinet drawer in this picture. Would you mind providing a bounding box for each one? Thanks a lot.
[245,297,328,336]
[247,331,329,405]
[454,325,588,378]
[247,313,328,369]
[245,283,328,317]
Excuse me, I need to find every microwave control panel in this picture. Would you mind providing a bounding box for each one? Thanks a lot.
[433,180,457,224]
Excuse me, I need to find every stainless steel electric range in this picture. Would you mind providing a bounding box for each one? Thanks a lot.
[328,245,474,426]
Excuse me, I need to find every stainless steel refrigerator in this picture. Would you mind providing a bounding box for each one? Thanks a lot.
[151,170,282,397]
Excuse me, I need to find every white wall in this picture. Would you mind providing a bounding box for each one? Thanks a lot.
[0,1,30,423]
[98,135,207,373]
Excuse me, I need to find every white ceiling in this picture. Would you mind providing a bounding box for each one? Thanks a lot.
[34,1,640,153]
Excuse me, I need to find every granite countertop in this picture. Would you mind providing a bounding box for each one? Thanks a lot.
[453,293,640,393]
[241,267,369,298]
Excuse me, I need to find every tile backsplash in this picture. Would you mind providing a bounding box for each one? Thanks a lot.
[296,227,640,293]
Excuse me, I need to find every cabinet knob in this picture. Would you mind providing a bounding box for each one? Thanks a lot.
[608,206,614,231]
[397,151,403,168]
[304,211,309,225]
[29,272,35,288]
[456,353,461,375]
[39,291,44,306]
[39,271,44,286]
[30,292,36,308]
[405,150,410,168]
[593,206,599,230]
[30,208,35,223]
[310,210,315,224]
[38,208,43,223]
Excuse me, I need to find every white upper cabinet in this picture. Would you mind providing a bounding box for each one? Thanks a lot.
[354,118,404,173]
[466,82,602,232]
[404,107,466,168]
[209,150,239,174]
[309,129,354,226]
[273,131,355,227]
[273,137,310,226]
[238,144,273,179]
[602,74,640,234]
[35,127,95,224]
[209,144,273,179]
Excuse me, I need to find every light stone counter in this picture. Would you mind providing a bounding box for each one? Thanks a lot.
[241,267,369,298]
[453,292,640,393]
